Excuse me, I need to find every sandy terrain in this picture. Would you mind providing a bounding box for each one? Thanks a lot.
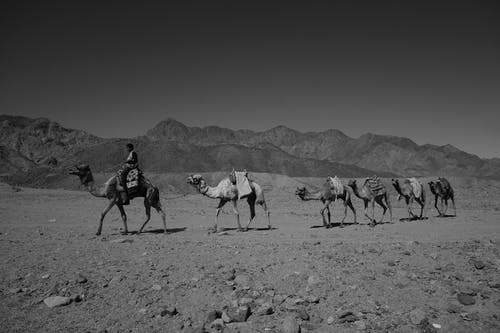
[1,177,500,332]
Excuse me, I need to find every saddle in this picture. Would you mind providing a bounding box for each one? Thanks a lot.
[116,167,143,193]
[365,176,386,196]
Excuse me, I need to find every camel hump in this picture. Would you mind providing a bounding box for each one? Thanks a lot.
[438,177,452,192]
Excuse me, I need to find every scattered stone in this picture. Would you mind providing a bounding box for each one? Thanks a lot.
[210,318,225,329]
[432,323,441,329]
[409,308,426,325]
[138,308,147,315]
[488,280,500,289]
[296,307,310,321]
[9,287,23,294]
[48,219,57,223]
[305,295,319,303]
[339,311,359,323]
[239,297,253,306]
[70,294,83,302]
[206,310,222,324]
[234,275,251,287]
[76,274,87,284]
[43,296,71,308]
[255,303,274,316]
[160,306,178,317]
[41,274,50,279]
[227,305,251,322]
[387,260,396,266]
[354,320,366,330]
[188,325,207,333]
[457,293,475,306]
[470,258,485,270]
[447,304,462,313]
[420,318,438,333]
[327,316,335,325]
[221,311,232,323]
[282,316,300,333]
[152,284,162,291]
[307,274,321,286]
[109,238,133,244]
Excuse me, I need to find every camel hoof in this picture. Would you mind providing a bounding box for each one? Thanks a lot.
[237,228,244,232]
[95,232,101,236]
[369,222,376,228]
[340,224,345,228]
[267,226,272,230]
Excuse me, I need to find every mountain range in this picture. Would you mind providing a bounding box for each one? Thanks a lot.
[1,115,499,188]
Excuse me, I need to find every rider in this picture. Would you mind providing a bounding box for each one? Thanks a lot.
[118,143,138,205]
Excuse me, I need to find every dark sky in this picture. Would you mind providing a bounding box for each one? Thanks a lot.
[1,1,499,157]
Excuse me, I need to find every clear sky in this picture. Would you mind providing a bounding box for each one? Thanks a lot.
[1,1,499,157]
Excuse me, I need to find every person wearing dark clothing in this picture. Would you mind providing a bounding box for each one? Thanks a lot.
[118,143,138,205]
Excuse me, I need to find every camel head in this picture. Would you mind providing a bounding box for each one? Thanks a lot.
[295,186,307,200]
[429,182,437,194]
[428,181,441,195]
[347,179,357,189]
[69,164,94,185]
[391,179,402,201]
[187,174,207,189]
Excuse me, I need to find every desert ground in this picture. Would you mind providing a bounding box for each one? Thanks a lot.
[1,175,500,332]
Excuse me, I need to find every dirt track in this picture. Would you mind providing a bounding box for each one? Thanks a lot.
[1,181,500,332]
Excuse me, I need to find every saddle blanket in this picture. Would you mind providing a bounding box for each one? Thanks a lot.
[126,168,141,189]
[327,176,344,196]
[408,177,422,198]
[366,176,386,196]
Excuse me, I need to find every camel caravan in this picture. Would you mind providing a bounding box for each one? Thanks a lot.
[68,144,456,235]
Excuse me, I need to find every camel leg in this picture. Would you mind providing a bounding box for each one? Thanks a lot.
[406,197,416,219]
[116,204,129,235]
[443,198,448,215]
[434,195,442,216]
[370,199,376,227]
[232,200,243,232]
[213,199,227,233]
[96,199,117,236]
[375,196,387,224]
[320,200,331,228]
[340,200,348,227]
[327,205,332,228]
[153,203,167,234]
[362,200,373,224]
[386,193,393,222]
[244,196,256,231]
[346,198,357,224]
[261,201,271,230]
[417,199,424,218]
[137,199,152,234]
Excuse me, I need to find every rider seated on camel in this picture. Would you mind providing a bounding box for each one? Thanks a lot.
[117,143,138,205]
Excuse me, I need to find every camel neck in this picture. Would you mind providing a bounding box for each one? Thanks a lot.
[199,182,219,199]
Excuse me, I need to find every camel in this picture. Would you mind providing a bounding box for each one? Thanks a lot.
[392,178,426,219]
[428,177,456,216]
[295,180,357,228]
[347,178,392,226]
[69,164,167,236]
[186,174,270,233]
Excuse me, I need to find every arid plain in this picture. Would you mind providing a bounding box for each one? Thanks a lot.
[1,174,500,332]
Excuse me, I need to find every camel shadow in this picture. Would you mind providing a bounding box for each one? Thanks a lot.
[310,222,358,229]
[436,214,456,218]
[131,227,187,235]
[399,217,429,222]
[246,227,278,231]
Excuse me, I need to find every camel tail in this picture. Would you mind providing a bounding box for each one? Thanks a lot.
[147,186,161,206]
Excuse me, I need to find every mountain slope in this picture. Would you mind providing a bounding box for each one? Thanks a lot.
[146,119,496,178]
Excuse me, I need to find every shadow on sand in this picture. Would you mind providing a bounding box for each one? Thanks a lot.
[131,227,187,235]
[436,214,457,218]
[399,216,429,222]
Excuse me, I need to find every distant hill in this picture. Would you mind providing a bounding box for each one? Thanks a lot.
[1,115,499,191]
[146,118,500,178]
